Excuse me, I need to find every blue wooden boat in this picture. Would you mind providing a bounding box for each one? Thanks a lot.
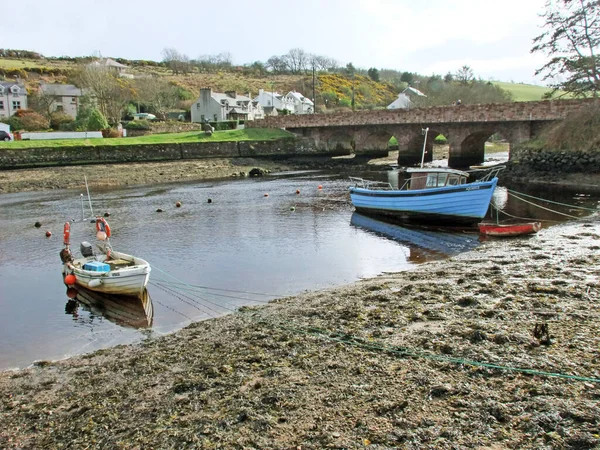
[349,166,503,226]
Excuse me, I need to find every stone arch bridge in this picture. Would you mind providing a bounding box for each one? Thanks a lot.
[246,99,595,167]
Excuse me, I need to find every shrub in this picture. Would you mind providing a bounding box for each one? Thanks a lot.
[101,128,121,138]
[435,135,448,145]
[86,109,109,131]
[124,120,151,130]
[12,110,49,131]
[50,112,74,130]
[208,120,238,131]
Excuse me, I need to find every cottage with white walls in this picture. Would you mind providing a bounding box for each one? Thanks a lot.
[254,90,314,115]
[387,86,427,110]
[40,83,85,119]
[0,82,27,118]
[191,89,264,123]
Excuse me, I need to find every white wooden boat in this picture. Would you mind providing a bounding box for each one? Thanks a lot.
[61,219,151,297]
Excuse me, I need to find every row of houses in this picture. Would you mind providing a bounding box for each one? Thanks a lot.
[1,75,424,124]
[189,88,315,123]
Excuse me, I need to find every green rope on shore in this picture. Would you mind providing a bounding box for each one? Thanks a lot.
[507,189,599,212]
[268,322,600,384]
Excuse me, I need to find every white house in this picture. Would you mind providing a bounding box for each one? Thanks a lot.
[286,91,314,114]
[254,89,313,115]
[88,58,132,78]
[0,82,27,118]
[387,86,427,110]
[191,88,264,123]
[40,83,85,119]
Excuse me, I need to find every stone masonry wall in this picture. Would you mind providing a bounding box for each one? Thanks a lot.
[247,99,596,129]
[510,147,600,173]
[0,138,320,169]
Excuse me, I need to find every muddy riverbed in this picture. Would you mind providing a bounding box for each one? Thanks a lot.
[0,213,599,449]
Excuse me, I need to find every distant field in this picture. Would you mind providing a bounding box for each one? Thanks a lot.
[493,81,556,101]
[0,128,293,149]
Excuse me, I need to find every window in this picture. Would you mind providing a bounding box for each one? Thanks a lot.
[55,96,62,104]
[56,104,63,111]
[200,115,205,122]
[213,114,217,121]
[196,103,200,109]
[0,101,3,110]
[0,87,4,95]
[71,97,77,104]
[12,101,21,110]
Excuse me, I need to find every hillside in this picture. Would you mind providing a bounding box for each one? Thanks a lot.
[492,81,555,101]
[0,55,557,112]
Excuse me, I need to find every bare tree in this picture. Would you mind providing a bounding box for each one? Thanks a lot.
[75,65,133,125]
[135,77,181,120]
[455,65,475,85]
[28,86,57,119]
[532,0,600,97]
[161,48,191,75]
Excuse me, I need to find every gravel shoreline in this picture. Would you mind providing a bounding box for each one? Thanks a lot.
[1,213,599,449]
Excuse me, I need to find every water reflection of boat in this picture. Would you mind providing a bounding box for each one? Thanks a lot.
[350,212,480,259]
[65,286,154,329]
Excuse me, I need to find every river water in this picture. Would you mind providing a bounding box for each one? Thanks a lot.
[0,166,598,370]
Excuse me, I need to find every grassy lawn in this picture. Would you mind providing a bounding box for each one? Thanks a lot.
[0,128,294,149]
[493,81,566,101]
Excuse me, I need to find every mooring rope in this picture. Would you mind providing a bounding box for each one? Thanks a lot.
[507,189,599,212]
[508,192,581,219]
[263,321,600,384]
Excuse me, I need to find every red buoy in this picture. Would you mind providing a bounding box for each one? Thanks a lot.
[317,185,323,190]
[264,193,269,197]
[64,274,76,285]
[296,189,300,194]
[45,231,52,237]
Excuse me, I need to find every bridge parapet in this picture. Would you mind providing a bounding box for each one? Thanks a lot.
[246,99,596,129]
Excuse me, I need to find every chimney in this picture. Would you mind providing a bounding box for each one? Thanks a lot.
[225,90,236,99]
[200,88,212,105]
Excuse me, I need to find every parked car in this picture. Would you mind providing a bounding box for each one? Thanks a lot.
[133,113,156,121]
[0,131,12,141]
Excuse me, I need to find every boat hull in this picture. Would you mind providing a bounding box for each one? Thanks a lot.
[350,178,498,225]
[478,222,541,237]
[63,250,151,297]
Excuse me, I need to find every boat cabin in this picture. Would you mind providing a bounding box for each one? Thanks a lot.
[405,168,469,190]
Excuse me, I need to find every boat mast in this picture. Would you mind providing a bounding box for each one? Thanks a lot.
[84,175,94,217]
[420,127,429,168]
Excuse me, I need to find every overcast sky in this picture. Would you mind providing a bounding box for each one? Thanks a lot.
[1,0,549,84]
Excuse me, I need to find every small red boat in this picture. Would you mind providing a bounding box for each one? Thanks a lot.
[478,221,541,237]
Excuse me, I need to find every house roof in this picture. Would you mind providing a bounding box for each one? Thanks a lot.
[213,92,251,103]
[0,82,25,91]
[89,58,128,69]
[402,86,427,97]
[287,91,313,105]
[40,83,83,97]
[228,108,249,115]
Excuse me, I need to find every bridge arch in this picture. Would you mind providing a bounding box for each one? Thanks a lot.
[354,130,393,158]
[326,131,354,155]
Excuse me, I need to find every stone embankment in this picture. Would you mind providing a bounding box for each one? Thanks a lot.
[0,138,319,170]
[511,147,600,173]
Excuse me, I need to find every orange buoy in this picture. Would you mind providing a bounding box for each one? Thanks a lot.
[63,222,71,246]
[317,185,323,190]
[45,230,52,237]
[296,189,300,194]
[64,274,76,285]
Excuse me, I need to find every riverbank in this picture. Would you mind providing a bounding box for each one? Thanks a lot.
[0,214,599,449]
